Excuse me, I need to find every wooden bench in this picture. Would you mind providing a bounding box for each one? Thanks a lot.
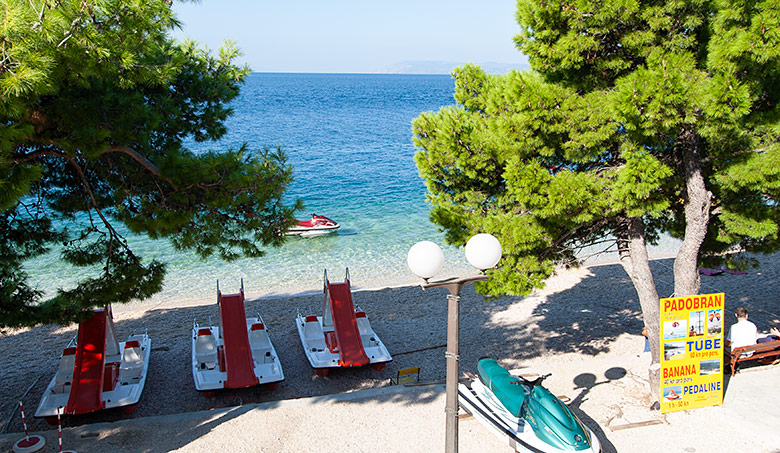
[725,339,780,375]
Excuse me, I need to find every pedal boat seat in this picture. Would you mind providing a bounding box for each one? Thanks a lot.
[477,358,527,417]
[302,315,326,351]
[53,347,77,392]
[355,311,376,346]
[195,328,218,370]
[248,323,273,363]
[120,340,144,383]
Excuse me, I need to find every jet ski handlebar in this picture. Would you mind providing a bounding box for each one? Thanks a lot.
[511,372,552,388]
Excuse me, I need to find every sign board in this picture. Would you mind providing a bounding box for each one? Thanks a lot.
[659,293,725,413]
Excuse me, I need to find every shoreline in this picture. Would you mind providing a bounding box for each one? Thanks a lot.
[126,244,684,311]
[24,231,683,310]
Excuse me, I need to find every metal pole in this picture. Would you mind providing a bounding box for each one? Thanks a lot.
[421,274,487,453]
[445,292,460,453]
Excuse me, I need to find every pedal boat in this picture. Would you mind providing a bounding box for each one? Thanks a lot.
[286,214,340,236]
[35,307,151,419]
[191,280,284,392]
[458,359,601,453]
[296,269,392,376]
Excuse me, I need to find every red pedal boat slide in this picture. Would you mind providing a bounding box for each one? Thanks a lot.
[191,280,284,392]
[35,306,151,419]
[296,268,392,376]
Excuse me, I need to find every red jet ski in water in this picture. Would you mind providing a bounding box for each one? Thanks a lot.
[286,214,340,236]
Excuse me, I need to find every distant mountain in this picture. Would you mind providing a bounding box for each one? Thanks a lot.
[383,60,529,75]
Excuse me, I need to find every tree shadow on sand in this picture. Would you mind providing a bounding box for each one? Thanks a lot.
[2,253,778,449]
[529,260,675,357]
[0,261,659,444]
[566,368,627,453]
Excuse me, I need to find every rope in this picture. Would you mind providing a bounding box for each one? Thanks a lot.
[2,372,45,434]
[392,344,446,357]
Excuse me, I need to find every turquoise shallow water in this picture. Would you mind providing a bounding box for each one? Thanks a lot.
[27,73,479,303]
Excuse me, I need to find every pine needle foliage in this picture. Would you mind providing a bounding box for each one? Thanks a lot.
[413,0,780,297]
[1,1,300,328]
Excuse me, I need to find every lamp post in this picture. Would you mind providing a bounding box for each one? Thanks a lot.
[407,234,502,453]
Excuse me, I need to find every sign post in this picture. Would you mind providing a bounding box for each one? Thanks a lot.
[659,293,725,413]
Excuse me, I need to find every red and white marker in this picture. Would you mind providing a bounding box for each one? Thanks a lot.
[12,401,45,453]
[57,407,77,453]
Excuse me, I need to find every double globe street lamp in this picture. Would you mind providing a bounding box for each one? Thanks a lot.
[407,233,502,453]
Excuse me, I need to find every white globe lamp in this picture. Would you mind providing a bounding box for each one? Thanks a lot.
[407,240,445,280]
[465,233,502,271]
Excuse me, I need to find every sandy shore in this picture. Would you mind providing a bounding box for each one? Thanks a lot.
[2,254,779,451]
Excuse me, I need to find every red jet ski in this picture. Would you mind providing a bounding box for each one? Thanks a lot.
[286,214,340,236]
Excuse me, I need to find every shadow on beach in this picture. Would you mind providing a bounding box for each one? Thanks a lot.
[566,368,627,453]
[2,253,779,449]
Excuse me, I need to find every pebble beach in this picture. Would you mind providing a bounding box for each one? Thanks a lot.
[2,253,780,451]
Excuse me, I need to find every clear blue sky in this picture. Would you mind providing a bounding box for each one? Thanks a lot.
[170,0,528,73]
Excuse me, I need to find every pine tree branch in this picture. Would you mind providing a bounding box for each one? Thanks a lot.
[13,146,177,189]
[17,149,121,245]
[101,146,177,189]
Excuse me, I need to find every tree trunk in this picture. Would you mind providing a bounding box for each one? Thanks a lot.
[618,216,662,400]
[673,129,711,297]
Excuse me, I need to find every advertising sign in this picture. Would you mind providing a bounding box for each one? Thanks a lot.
[659,293,725,413]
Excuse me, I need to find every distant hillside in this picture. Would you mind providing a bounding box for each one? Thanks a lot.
[383,60,529,75]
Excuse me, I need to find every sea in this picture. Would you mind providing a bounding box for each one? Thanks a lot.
[26,72,681,304]
[27,73,480,303]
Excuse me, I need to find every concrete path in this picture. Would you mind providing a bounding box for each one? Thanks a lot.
[2,364,779,452]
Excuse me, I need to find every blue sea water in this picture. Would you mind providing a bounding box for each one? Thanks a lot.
[28,73,478,302]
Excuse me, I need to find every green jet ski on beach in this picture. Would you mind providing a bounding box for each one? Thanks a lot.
[459,358,602,452]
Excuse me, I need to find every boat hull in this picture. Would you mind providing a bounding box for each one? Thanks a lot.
[285,225,340,236]
[458,379,601,453]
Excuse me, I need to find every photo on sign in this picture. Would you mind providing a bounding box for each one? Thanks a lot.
[663,320,688,340]
[663,385,683,401]
[688,310,705,337]
[664,341,686,360]
[700,358,721,375]
[707,309,722,335]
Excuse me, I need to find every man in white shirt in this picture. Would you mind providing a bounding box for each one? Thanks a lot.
[726,307,758,354]
[725,307,780,361]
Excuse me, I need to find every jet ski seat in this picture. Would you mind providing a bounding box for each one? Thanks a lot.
[477,358,528,417]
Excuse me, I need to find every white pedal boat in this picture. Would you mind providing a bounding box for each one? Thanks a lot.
[35,307,151,419]
[192,280,284,392]
[296,269,392,376]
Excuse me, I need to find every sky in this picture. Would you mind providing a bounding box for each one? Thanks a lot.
[170,0,529,74]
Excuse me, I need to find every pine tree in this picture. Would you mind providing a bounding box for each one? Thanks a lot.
[1,0,300,328]
[413,0,780,398]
